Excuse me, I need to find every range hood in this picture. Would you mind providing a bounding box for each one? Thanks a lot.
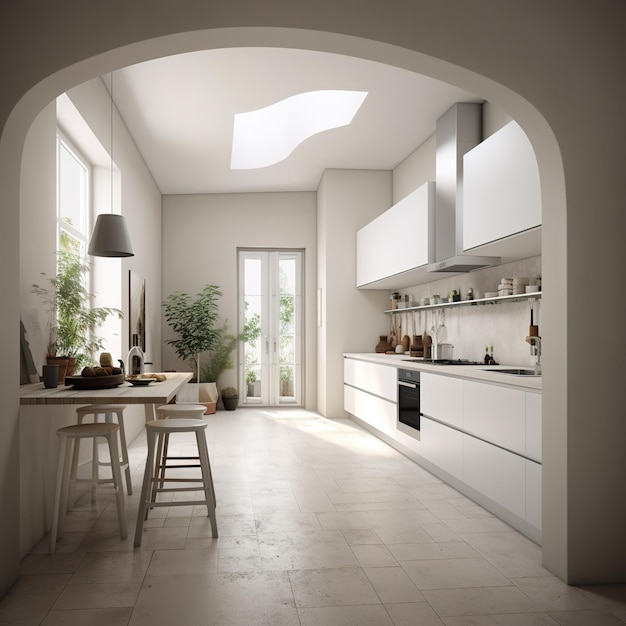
[427,103,500,273]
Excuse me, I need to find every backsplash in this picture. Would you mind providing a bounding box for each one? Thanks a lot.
[389,256,542,366]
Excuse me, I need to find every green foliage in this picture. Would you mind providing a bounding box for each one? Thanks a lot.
[162,284,223,374]
[31,231,122,369]
[199,326,237,384]
[221,386,239,398]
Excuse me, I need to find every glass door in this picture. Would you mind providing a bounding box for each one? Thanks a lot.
[238,249,303,406]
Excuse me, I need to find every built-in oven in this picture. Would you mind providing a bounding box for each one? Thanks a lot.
[397,368,421,432]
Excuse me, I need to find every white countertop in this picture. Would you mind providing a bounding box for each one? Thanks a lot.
[344,353,542,391]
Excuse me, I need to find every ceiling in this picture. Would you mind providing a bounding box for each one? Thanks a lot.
[112,47,481,196]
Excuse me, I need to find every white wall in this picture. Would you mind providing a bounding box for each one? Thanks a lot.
[317,169,392,417]
[16,77,163,556]
[161,192,318,407]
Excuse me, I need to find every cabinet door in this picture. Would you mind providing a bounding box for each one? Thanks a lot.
[463,434,526,519]
[344,358,397,402]
[525,392,542,463]
[463,380,525,455]
[356,182,434,287]
[420,417,463,480]
[344,385,397,435]
[421,372,463,428]
[463,121,541,253]
[525,460,542,530]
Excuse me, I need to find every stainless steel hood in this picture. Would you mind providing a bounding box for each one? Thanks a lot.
[427,103,500,273]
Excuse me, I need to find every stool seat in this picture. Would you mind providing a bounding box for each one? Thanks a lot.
[135,418,217,546]
[51,422,127,553]
[155,404,207,418]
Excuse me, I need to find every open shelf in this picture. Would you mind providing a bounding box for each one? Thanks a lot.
[385,291,541,314]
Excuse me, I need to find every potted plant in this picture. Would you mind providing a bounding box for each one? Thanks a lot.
[196,325,237,413]
[31,231,122,380]
[221,386,239,411]
[163,284,224,411]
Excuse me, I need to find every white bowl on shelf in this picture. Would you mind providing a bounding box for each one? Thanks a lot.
[525,285,540,293]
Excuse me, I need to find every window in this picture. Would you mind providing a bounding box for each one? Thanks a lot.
[57,133,90,264]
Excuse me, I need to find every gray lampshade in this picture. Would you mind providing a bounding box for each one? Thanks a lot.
[88,214,134,257]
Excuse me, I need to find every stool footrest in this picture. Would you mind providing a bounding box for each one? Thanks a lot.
[146,499,207,508]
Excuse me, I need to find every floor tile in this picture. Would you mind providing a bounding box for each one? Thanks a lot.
[384,601,445,625]
[289,567,380,607]
[423,586,541,616]
[363,566,425,603]
[402,557,512,590]
[298,604,394,625]
[41,607,133,625]
[511,576,598,611]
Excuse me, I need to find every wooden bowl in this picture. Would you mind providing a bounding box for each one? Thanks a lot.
[64,373,125,389]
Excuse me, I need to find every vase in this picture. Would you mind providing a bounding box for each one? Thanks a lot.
[46,356,69,384]
[375,335,392,353]
[222,396,239,411]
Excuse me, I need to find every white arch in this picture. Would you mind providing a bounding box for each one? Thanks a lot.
[0,23,571,593]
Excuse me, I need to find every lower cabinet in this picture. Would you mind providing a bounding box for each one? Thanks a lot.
[463,434,526,519]
[420,417,463,480]
[344,373,397,437]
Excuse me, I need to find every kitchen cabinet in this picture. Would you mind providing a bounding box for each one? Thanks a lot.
[344,357,396,402]
[344,385,397,436]
[463,433,526,519]
[462,121,541,259]
[420,416,463,480]
[344,358,397,434]
[356,181,435,289]
[463,380,526,455]
[421,372,463,428]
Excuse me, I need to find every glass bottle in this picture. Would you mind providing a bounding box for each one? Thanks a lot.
[127,333,144,375]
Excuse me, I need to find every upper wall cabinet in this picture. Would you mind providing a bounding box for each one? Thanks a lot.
[462,121,541,260]
[357,181,435,289]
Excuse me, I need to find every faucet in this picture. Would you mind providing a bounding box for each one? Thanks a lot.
[525,335,542,375]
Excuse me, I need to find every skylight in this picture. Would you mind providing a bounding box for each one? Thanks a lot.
[231,90,368,170]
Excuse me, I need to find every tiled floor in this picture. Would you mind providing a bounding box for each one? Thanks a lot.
[2,407,626,625]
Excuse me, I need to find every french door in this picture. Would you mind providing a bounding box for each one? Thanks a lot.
[238,249,303,406]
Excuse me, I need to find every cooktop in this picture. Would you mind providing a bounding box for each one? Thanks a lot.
[403,358,483,366]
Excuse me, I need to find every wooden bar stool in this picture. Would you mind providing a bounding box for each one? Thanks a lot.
[135,418,217,546]
[69,404,132,508]
[50,422,128,553]
[152,404,212,504]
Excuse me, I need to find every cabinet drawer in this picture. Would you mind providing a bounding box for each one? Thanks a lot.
[344,358,397,402]
[421,372,463,428]
[344,385,397,435]
[463,380,525,455]
[420,417,463,480]
[463,434,526,519]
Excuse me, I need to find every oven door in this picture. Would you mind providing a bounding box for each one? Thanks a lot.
[398,370,421,431]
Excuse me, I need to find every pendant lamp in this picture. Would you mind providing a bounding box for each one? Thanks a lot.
[88,72,134,257]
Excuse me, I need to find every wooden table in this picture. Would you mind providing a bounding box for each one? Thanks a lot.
[19,372,193,421]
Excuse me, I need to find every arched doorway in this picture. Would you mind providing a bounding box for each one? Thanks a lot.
[3,4,623,589]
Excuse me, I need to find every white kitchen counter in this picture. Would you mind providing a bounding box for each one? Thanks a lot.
[344,353,542,391]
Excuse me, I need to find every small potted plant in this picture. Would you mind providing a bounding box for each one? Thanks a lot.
[221,386,239,411]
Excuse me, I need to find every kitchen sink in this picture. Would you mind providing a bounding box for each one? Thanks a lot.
[484,368,540,376]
